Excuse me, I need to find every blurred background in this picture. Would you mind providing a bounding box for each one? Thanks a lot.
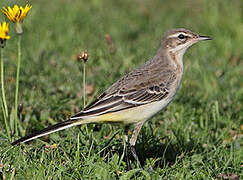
[0,0,241,118]
[0,0,242,179]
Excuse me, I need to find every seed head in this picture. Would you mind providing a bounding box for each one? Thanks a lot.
[77,51,88,63]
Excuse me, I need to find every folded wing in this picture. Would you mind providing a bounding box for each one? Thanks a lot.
[70,84,169,120]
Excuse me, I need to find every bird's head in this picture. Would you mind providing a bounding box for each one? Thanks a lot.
[161,28,212,55]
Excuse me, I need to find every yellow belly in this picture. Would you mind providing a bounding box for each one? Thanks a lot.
[86,98,171,125]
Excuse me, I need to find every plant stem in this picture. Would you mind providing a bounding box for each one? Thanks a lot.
[83,63,86,107]
[0,48,10,141]
[82,62,89,134]
[0,48,8,117]
[15,35,22,136]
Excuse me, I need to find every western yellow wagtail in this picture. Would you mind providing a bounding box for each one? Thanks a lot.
[12,28,211,164]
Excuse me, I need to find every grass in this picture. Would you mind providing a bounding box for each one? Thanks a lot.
[0,0,242,179]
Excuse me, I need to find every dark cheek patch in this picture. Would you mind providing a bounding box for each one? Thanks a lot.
[167,38,178,48]
[177,40,186,45]
[167,37,189,48]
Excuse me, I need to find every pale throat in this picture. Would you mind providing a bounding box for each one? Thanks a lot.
[168,48,186,73]
[166,48,186,94]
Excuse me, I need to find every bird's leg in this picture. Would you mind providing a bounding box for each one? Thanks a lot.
[124,126,131,170]
[129,121,144,168]
[124,126,129,144]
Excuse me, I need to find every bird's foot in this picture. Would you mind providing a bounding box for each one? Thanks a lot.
[129,145,143,169]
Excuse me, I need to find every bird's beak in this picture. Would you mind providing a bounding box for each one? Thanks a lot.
[197,35,212,41]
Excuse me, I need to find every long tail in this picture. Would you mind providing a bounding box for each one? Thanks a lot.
[11,118,94,146]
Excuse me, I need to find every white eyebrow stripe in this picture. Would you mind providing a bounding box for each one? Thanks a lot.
[168,32,189,38]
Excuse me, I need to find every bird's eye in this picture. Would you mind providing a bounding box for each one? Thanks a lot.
[178,34,185,39]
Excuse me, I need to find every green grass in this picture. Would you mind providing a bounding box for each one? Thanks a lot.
[0,0,242,179]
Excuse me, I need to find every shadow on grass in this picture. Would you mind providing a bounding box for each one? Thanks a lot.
[111,127,205,169]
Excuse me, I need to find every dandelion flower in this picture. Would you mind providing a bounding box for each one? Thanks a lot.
[1,4,32,34]
[2,4,32,23]
[0,21,10,47]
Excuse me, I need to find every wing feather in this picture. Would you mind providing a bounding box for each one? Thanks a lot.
[70,84,169,119]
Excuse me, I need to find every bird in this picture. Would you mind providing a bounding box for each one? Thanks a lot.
[11,28,211,164]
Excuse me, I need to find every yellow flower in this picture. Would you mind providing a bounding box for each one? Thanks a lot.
[1,4,32,23]
[0,21,10,41]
